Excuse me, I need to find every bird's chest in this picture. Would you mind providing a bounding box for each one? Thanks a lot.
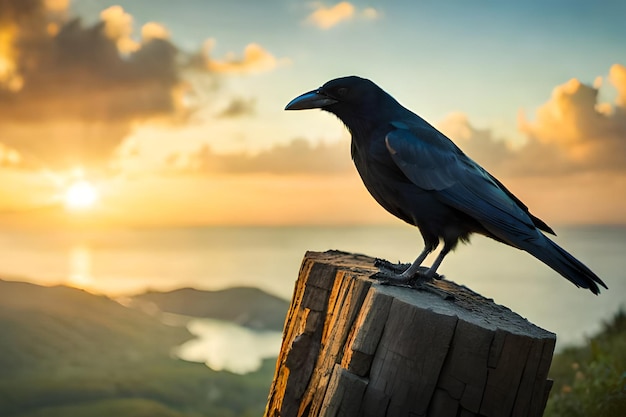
[352,134,406,189]
[351,136,421,223]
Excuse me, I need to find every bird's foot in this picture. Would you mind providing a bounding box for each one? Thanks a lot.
[373,258,411,275]
[373,258,444,281]
[372,259,453,301]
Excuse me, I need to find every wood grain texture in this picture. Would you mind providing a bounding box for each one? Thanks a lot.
[264,251,556,417]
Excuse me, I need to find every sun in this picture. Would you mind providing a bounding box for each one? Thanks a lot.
[64,180,99,210]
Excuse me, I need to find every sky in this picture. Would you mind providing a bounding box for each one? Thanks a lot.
[1,0,626,229]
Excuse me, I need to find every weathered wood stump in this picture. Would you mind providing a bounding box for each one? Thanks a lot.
[264,251,555,417]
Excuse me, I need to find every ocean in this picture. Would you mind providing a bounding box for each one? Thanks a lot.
[1,224,624,354]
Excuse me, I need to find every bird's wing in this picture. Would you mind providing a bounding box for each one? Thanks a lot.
[385,126,539,240]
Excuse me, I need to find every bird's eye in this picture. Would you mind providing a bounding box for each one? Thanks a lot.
[337,87,348,97]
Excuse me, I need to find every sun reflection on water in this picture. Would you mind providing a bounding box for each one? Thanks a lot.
[68,244,93,287]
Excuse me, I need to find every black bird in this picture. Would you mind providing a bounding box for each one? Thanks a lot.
[285,76,607,295]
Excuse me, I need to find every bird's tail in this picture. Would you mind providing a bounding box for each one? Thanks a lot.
[523,235,608,295]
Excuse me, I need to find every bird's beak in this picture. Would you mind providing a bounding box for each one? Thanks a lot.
[285,89,338,110]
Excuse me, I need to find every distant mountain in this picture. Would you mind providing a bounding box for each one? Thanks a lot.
[0,279,275,417]
[130,287,290,331]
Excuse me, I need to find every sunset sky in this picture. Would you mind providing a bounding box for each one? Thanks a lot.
[1,0,626,229]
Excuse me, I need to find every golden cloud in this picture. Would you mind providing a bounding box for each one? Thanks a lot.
[170,139,352,175]
[0,1,187,169]
[306,2,380,29]
[44,0,69,12]
[609,63,626,107]
[440,66,626,178]
[100,5,138,53]
[518,71,626,174]
[307,2,355,29]
[0,143,21,167]
[437,112,512,170]
[0,27,22,92]
[199,39,288,74]
[141,22,170,42]
[0,1,287,171]
[100,7,169,52]
[216,97,257,118]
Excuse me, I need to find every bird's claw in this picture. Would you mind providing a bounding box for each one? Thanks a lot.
[374,258,409,274]
[372,270,438,286]
[373,258,444,281]
[371,261,453,301]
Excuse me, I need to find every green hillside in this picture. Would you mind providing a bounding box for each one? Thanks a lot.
[0,279,275,417]
[545,309,626,417]
[131,287,289,331]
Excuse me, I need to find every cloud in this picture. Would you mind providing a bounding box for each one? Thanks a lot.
[433,84,626,225]
[0,1,190,169]
[307,2,355,29]
[361,7,381,21]
[438,114,550,177]
[0,144,21,167]
[43,0,69,12]
[518,73,626,174]
[609,63,626,107]
[141,22,170,42]
[437,112,512,171]
[100,5,138,53]
[440,66,626,178]
[0,1,287,172]
[217,97,256,118]
[197,39,289,74]
[170,139,352,175]
[306,2,380,29]
[100,6,171,54]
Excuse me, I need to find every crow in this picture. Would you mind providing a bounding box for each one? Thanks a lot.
[285,76,607,295]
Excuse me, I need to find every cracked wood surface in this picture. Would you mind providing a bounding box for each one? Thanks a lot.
[264,251,555,417]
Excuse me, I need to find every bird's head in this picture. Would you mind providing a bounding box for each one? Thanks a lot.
[285,76,397,125]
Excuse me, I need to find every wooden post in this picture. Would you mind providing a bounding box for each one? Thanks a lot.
[264,250,555,417]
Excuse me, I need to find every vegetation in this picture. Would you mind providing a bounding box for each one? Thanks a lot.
[0,279,276,417]
[4,278,623,417]
[545,309,626,417]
